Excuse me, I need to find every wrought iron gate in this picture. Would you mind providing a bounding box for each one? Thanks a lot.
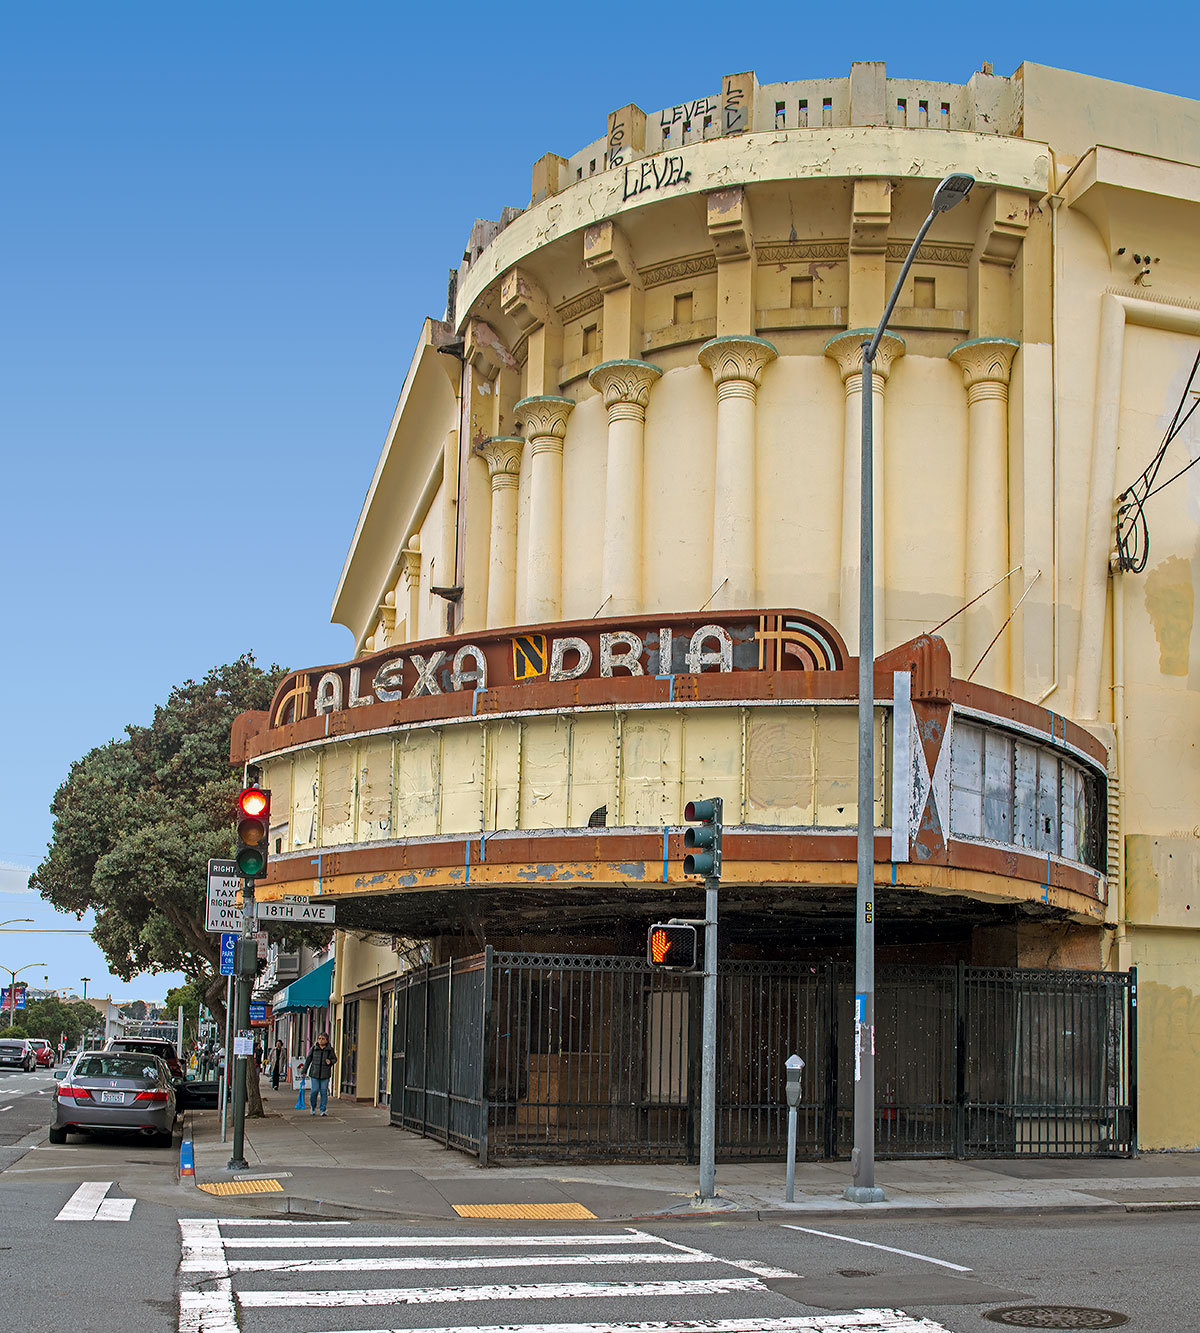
[390,951,1136,1163]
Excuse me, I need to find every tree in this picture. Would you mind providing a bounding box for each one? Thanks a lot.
[22,996,94,1049]
[163,980,203,1048]
[30,655,286,1115]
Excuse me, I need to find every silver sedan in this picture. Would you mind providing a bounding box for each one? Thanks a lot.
[49,1050,178,1147]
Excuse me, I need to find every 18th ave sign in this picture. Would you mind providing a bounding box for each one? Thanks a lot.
[269,609,847,727]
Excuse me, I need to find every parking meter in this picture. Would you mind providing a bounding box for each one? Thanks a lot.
[784,1054,805,1200]
[785,1054,805,1108]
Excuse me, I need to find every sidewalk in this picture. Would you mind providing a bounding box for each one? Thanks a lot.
[184,1087,1200,1223]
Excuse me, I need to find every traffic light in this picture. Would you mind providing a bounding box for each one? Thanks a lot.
[647,922,697,969]
[234,784,271,881]
[683,796,723,879]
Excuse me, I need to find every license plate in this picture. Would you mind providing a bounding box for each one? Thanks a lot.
[100,1091,124,1104]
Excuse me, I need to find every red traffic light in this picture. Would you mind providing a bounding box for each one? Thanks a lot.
[234,785,271,880]
[238,788,269,819]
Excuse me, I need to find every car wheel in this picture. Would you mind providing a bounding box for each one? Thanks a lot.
[152,1130,174,1149]
[48,1125,68,1145]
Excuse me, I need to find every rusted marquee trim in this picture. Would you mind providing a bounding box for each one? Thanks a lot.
[253,827,1103,908]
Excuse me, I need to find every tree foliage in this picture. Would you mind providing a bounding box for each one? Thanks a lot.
[30,655,285,998]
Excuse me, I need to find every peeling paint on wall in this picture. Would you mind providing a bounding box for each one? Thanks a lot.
[1144,555,1193,676]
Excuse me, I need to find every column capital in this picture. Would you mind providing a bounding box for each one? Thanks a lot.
[515,394,575,441]
[479,436,524,488]
[400,536,422,588]
[698,335,778,389]
[588,358,662,411]
[949,337,1019,393]
[824,329,906,383]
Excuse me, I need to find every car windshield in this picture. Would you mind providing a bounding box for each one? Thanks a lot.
[114,1041,175,1057]
[0,1041,25,1051]
[74,1055,164,1081]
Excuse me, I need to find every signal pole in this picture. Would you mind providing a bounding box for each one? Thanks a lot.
[683,797,722,1202]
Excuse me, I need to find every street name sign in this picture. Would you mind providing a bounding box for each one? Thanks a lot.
[206,859,243,934]
[254,900,336,924]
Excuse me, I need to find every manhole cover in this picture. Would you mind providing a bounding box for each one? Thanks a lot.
[983,1308,1129,1329]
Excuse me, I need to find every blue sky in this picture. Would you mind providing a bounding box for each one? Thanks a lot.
[1,3,1193,1000]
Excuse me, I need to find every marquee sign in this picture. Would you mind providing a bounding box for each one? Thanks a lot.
[270,609,847,727]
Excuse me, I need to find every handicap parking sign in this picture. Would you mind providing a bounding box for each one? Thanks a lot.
[219,932,238,976]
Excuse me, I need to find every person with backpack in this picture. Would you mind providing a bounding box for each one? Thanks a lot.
[300,1031,337,1115]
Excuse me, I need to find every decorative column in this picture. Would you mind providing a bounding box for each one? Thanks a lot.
[478,436,524,629]
[698,336,777,608]
[825,330,905,653]
[515,395,575,624]
[399,537,422,641]
[949,337,1019,686]
[588,359,662,616]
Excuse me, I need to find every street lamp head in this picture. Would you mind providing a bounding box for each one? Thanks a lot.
[931,173,975,214]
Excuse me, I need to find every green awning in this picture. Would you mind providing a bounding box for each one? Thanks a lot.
[278,959,334,1013]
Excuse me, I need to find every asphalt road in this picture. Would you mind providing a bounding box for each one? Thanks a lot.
[1,1084,1197,1333]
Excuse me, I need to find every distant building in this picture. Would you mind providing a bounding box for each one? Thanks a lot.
[234,61,1200,1154]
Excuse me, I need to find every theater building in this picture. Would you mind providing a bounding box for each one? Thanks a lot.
[235,61,1200,1157]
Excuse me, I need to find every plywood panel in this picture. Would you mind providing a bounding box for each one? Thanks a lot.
[485,720,521,832]
[321,743,356,847]
[357,737,394,842]
[568,714,618,828]
[622,712,682,827]
[291,750,320,850]
[520,716,570,829]
[261,757,293,853]
[814,706,857,827]
[394,729,440,838]
[682,708,742,822]
[747,707,815,826]
[440,725,483,834]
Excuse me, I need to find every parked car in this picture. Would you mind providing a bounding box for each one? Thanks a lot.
[0,1039,36,1072]
[104,1036,186,1086]
[49,1050,177,1146]
[28,1039,53,1068]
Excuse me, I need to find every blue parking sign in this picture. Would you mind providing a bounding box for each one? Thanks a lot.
[220,932,238,976]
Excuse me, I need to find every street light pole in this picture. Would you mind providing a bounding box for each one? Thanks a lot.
[0,961,49,1026]
[847,172,974,1205]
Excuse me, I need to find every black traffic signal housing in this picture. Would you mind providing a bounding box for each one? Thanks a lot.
[647,922,697,969]
[234,784,271,881]
[683,796,723,879]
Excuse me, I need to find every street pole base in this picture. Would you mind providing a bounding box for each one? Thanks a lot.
[843,1185,886,1203]
[227,1156,249,1172]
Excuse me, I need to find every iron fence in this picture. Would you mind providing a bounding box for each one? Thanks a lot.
[389,950,1136,1163]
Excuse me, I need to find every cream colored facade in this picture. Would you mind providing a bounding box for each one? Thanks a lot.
[241,62,1200,1149]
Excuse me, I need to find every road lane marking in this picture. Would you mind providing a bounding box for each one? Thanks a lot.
[237,1277,765,1308]
[781,1224,972,1272]
[226,1251,716,1275]
[55,1180,135,1221]
[0,1106,12,1112]
[629,1227,799,1279]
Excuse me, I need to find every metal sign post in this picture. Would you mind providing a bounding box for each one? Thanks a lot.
[219,974,233,1141]
[698,870,719,1201]
[228,878,256,1171]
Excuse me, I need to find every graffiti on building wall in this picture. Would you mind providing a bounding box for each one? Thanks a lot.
[622,155,691,201]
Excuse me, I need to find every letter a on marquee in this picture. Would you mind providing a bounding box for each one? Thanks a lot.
[512,634,548,681]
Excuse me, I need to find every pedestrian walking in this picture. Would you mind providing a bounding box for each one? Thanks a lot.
[300,1032,337,1116]
[267,1038,287,1091]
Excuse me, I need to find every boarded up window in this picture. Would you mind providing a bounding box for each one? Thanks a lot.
[320,743,356,847]
[291,751,319,849]
[519,716,570,830]
[357,738,393,842]
[746,707,814,826]
[568,715,618,828]
[622,713,682,827]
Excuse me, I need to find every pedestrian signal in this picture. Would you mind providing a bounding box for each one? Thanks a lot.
[647,923,697,969]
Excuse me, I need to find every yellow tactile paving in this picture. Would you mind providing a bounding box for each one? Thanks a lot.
[452,1202,596,1219]
[196,1179,284,1196]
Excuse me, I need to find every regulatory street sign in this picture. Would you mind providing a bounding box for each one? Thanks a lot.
[206,859,243,934]
[219,932,238,976]
[254,900,337,925]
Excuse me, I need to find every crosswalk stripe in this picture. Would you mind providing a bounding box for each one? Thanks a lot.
[56,1180,133,1221]
[237,1277,765,1309]
[180,1219,229,1276]
[301,1319,953,1333]
[219,1231,653,1249]
[178,1279,238,1333]
[227,1251,714,1275]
